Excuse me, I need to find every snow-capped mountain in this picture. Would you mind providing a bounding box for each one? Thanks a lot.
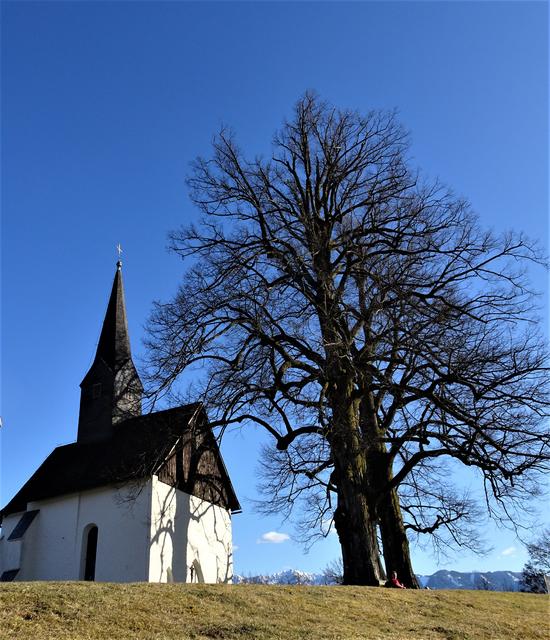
[417,570,522,592]
[234,568,523,591]
[234,569,329,586]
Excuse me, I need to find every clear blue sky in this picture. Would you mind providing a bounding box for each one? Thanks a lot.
[1,1,548,577]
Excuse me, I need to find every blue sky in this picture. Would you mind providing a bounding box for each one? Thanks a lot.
[1,1,548,577]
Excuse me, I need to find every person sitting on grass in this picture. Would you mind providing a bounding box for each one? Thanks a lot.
[389,571,406,589]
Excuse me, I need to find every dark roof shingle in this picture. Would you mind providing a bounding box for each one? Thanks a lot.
[1,403,240,518]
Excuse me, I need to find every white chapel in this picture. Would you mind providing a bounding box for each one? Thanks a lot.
[0,261,240,583]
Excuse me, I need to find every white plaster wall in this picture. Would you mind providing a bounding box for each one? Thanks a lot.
[16,481,152,581]
[187,491,233,584]
[149,476,233,584]
[0,514,25,572]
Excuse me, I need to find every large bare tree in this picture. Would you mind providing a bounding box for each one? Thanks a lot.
[146,94,549,586]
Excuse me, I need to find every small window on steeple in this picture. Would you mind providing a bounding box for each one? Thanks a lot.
[92,383,102,399]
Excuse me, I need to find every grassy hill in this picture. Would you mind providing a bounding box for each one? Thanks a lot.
[0,582,547,640]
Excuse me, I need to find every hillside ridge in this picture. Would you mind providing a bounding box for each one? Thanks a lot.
[0,582,547,640]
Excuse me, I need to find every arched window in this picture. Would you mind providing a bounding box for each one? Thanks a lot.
[82,525,98,581]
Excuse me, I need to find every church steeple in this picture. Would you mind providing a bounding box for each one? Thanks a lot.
[95,261,132,370]
[77,261,143,443]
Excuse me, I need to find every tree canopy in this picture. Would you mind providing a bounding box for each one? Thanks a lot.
[146,94,550,585]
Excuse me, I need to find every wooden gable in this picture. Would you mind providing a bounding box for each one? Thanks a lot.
[157,413,240,512]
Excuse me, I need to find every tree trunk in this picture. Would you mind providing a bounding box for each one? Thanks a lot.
[327,394,385,586]
[378,487,419,588]
[363,437,419,588]
[333,469,384,586]
[322,346,388,586]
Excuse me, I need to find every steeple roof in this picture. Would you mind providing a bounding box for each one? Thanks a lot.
[94,260,132,370]
[78,261,143,442]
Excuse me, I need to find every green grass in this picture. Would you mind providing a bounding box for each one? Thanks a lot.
[0,582,548,640]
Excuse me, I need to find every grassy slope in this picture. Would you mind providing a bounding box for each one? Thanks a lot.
[0,583,548,640]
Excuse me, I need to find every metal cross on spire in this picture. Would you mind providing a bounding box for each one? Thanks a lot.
[116,243,123,269]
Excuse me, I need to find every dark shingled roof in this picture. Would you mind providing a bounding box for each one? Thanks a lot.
[1,403,241,519]
[94,264,132,372]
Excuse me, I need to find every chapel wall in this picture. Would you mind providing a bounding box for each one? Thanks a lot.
[149,476,233,584]
[0,514,25,575]
[19,483,152,581]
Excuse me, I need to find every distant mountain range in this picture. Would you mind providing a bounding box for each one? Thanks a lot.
[417,570,522,591]
[234,569,523,592]
[234,569,330,586]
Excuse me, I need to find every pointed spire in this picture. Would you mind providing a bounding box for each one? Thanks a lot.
[77,261,143,443]
[94,261,132,371]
